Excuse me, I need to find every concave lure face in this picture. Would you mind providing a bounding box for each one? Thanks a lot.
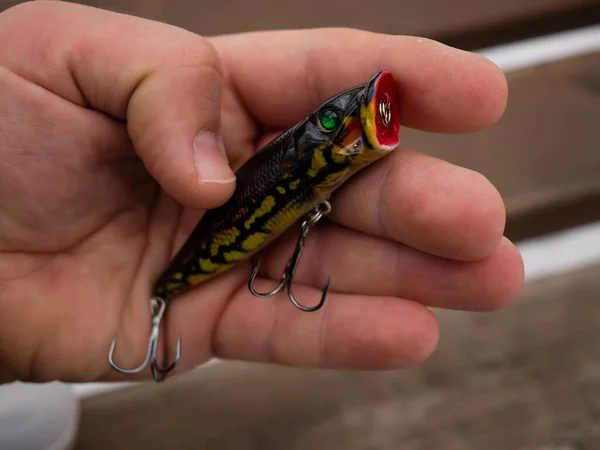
[152,70,401,300]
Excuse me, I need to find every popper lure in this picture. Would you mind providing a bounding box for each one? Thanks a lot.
[108,70,401,381]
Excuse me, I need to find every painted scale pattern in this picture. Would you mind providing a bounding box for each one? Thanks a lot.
[152,72,396,301]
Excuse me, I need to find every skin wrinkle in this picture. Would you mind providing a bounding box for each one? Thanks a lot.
[0,252,53,283]
[316,279,332,367]
[392,236,412,301]
[178,39,223,75]
[1,69,134,165]
[264,291,278,364]
[106,191,180,381]
[136,191,184,298]
[117,70,151,123]
[167,197,186,263]
[472,237,523,311]
[0,66,84,126]
[87,239,152,381]
[0,179,150,253]
[302,43,322,115]
[0,9,87,108]
[182,68,224,120]
[217,54,252,116]
[376,156,398,244]
[72,35,127,109]
[218,74,258,167]
[210,268,275,362]
[65,50,90,109]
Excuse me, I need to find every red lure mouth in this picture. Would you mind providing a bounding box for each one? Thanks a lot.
[361,70,401,151]
[374,70,401,148]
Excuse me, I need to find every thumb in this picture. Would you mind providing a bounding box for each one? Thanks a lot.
[127,52,236,209]
[2,2,236,209]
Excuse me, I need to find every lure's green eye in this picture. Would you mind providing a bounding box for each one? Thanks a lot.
[318,108,340,131]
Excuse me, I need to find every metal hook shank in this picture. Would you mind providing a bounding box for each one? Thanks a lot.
[248,200,332,312]
[108,297,181,382]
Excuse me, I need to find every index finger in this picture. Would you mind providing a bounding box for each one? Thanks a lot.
[211,29,507,133]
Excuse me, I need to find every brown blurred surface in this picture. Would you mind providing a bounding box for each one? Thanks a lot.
[76,0,594,34]
[2,0,600,49]
[76,262,600,449]
[75,0,600,50]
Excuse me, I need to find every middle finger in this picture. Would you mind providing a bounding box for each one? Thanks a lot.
[329,148,506,262]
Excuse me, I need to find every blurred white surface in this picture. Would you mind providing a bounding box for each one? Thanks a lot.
[0,382,79,450]
[518,221,600,282]
[478,24,600,72]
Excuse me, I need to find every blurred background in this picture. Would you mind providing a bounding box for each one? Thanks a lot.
[1,0,600,449]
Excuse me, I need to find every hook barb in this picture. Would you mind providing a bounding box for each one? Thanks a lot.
[248,200,332,312]
[108,297,181,382]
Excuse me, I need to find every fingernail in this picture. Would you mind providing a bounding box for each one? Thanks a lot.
[193,130,236,183]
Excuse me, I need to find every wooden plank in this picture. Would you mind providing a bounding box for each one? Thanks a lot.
[76,261,600,449]
[439,3,600,50]
[401,50,600,242]
[3,1,600,50]
[71,0,599,42]
[73,0,600,51]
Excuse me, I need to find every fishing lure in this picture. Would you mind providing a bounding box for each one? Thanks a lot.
[108,70,401,381]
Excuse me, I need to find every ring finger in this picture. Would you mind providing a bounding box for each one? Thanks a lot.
[256,222,523,312]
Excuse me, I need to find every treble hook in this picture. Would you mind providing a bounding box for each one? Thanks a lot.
[248,200,332,312]
[108,297,181,382]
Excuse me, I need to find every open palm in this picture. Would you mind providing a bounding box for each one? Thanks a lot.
[0,1,523,383]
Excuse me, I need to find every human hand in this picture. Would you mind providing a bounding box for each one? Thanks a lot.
[0,1,523,383]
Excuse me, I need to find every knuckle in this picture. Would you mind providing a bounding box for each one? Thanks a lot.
[172,34,223,76]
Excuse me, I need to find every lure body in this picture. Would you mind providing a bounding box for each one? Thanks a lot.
[153,70,401,300]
